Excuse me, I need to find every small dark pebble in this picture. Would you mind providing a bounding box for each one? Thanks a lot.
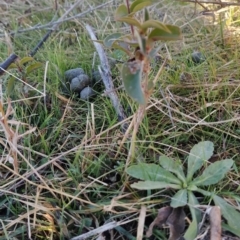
[191,51,206,64]
[65,68,85,82]
[70,74,91,92]
[80,86,96,100]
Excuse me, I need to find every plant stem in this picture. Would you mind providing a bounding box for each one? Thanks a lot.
[125,0,134,35]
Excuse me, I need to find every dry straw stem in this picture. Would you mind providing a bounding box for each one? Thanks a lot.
[209,206,222,240]
[0,99,36,173]
[0,0,114,37]
[137,205,147,240]
[70,221,119,240]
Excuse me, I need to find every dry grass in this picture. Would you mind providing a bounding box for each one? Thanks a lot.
[0,0,240,239]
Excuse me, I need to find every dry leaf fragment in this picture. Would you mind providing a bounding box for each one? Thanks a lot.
[146,206,185,240]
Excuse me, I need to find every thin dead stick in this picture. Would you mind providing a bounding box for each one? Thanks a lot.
[29,0,84,56]
[85,24,127,131]
[70,221,118,240]
[208,206,222,240]
[0,1,114,37]
[137,205,146,240]
[0,53,18,76]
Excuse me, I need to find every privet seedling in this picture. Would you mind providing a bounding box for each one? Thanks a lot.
[102,0,181,104]
[126,141,240,239]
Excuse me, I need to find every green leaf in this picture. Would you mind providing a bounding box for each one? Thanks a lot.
[148,24,182,41]
[222,223,240,237]
[121,61,146,104]
[117,17,142,28]
[213,195,240,236]
[115,4,128,19]
[141,20,170,32]
[7,76,16,94]
[131,180,181,190]
[135,31,146,53]
[191,159,233,186]
[130,0,152,13]
[126,163,182,184]
[111,42,131,55]
[7,63,18,70]
[26,62,43,75]
[19,56,34,66]
[171,189,187,208]
[159,155,186,184]
[144,8,150,21]
[187,141,214,182]
[103,33,122,48]
[184,191,201,240]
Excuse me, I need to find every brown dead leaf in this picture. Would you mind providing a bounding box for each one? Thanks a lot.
[146,206,185,240]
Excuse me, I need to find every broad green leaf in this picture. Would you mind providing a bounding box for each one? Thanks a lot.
[130,0,152,13]
[117,17,142,28]
[121,62,145,104]
[103,33,122,48]
[194,187,212,197]
[222,223,240,237]
[135,31,146,53]
[126,163,182,184]
[213,195,240,236]
[148,25,182,41]
[131,180,181,190]
[119,34,139,46]
[115,4,128,19]
[159,155,186,183]
[141,20,170,32]
[184,191,201,240]
[7,76,16,94]
[111,42,131,55]
[7,63,18,70]
[19,56,34,66]
[171,189,187,207]
[26,62,43,75]
[186,141,214,182]
[191,159,233,186]
[144,8,150,21]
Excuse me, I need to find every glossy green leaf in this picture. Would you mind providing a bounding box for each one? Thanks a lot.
[121,61,145,104]
[171,189,187,208]
[7,76,16,94]
[135,31,146,53]
[222,223,240,237]
[103,33,122,48]
[19,56,34,66]
[191,159,233,186]
[131,180,181,190]
[148,24,182,41]
[213,195,240,236]
[144,8,150,21]
[111,42,131,55]
[184,191,201,240]
[130,0,152,13]
[7,63,18,70]
[117,17,142,28]
[159,155,186,183]
[187,141,214,182]
[26,62,43,75]
[115,4,128,19]
[126,163,182,184]
[141,20,170,32]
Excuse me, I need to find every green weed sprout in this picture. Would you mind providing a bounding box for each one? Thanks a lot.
[102,0,181,104]
[126,141,240,239]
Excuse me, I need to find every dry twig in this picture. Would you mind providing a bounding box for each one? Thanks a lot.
[85,24,128,131]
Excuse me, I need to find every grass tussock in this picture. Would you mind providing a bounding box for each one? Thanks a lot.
[0,0,240,239]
